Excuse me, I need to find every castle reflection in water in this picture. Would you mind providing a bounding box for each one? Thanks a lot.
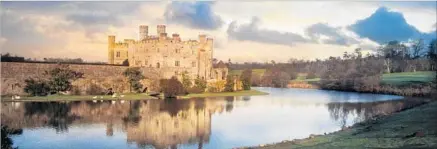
[1,97,236,149]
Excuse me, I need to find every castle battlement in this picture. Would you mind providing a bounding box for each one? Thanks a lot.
[110,25,209,44]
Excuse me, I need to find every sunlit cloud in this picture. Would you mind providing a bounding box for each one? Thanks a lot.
[0,1,435,63]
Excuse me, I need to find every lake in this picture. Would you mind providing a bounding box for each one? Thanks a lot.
[1,87,413,149]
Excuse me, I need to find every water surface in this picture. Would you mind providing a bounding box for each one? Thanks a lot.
[2,87,409,149]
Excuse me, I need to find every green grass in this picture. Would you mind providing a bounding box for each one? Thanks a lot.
[180,90,268,99]
[1,93,157,102]
[381,71,435,86]
[291,71,435,86]
[252,101,437,149]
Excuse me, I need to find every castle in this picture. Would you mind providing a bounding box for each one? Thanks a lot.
[108,25,228,81]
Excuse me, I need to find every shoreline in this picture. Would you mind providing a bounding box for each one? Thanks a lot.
[285,80,433,97]
[0,90,269,102]
[237,98,437,149]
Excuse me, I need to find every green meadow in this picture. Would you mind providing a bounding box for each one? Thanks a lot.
[231,69,435,86]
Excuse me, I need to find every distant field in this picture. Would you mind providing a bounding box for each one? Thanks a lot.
[381,71,435,86]
[231,69,435,86]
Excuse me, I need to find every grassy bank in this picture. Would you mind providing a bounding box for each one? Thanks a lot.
[1,93,157,102]
[381,71,435,86]
[243,101,437,149]
[179,90,268,99]
[1,90,269,102]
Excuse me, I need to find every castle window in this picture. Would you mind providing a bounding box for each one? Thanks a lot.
[192,61,196,67]
[175,61,180,67]
[156,63,160,68]
[157,48,160,52]
[116,52,120,57]
[144,60,148,66]
[222,71,226,80]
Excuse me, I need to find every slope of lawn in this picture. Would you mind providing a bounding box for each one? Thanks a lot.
[230,69,434,86]
[251,101,437,149]
[381,71,435,86]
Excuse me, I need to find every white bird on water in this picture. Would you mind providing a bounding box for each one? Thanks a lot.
[12,95,21,100]
[112,93,118,98]
[92,96,97,99]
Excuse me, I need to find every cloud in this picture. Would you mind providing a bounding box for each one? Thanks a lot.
[349,7,434,44]
[305,23,359,46]
[227,17,309,47]
[66,13,122,26]
[164,1,223,30]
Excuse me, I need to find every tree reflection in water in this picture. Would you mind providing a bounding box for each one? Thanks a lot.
[24,102,79,133]
[327,99,428,128]
[1,125,22,149]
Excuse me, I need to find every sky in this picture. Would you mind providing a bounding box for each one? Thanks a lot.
[0,1,436,63]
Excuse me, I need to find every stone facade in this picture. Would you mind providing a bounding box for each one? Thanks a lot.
[0,62,161,95]
[108,25,227,81]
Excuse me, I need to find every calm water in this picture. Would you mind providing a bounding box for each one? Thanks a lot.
[1,87,410,149]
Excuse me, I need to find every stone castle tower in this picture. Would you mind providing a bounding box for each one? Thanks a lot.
[108,25,226,81]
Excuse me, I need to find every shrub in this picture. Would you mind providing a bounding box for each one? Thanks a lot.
[224,75,235,92]
[160,76,185,98]
[122,59,129,66]
[251,73,262,86]
[45,65,84,93]
[261,68,291,88]
[86,84,105,95]
[123,67,145,93]
[194,77,207,92]
[71,85,81,95]
[24,78,50,96]
[240,69,252,90]
[187,86,204,94]
[181,71,192,89]
[288,71,298,80]
[306,72,317,79]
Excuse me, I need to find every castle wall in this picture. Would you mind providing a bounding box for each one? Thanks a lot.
[0,62,162,95]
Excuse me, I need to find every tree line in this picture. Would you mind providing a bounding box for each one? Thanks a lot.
[230,39,437,97]
[1,53,107,65]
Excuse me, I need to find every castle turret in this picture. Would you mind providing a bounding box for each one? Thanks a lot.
[139,25,148,40]
[108,35,115,64]
[172,33,181,42]
[157,25,166,35]
[199,34,206,43]
[159,33,167,41]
